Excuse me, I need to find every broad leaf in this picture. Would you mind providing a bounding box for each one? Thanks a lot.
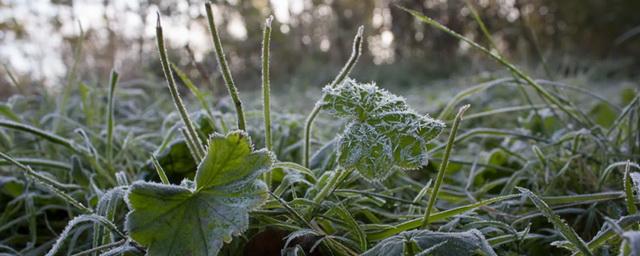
[126,131,273,256]
[320,79,444,180]
[362,229,497,256]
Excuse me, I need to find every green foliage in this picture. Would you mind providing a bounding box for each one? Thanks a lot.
[362,229,496,256]
[320,78,444,180]
[125,131,273,255]
[517,187,593,256]
[1,3,640,256]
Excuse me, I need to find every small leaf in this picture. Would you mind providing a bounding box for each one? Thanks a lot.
[320,79,444,180]
[362,229,496,256]
[126,131,273,256]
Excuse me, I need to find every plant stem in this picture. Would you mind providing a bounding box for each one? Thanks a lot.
[262,16,273,151]
[303,26,364,167]
[155,13,205,158]
[421,104,469,229]
[105,69,119,167]
[205,2,247,131]
[262,16,274,186]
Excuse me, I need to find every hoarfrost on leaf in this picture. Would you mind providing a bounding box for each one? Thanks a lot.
[125,131,273,256]
[320,78,445,180]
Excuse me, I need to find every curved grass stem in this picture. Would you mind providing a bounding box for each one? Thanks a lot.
[303,26,364,167]
[262,16,274,151]
[262,16,274,186]
[421,104,469,229]
[205,2,246,131]
[156,14,205,158]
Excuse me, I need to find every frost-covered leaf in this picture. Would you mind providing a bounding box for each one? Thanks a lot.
[320,79,444,180]
[125,131,273,256]
[362,229,496,256]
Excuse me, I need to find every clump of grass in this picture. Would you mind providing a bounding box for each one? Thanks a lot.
[0,3,638,256]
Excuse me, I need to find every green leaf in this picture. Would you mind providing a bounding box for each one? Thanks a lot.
[362,229,497,256]
[126,131,273,256]
[320,79,444,180]
[589,102,617,128]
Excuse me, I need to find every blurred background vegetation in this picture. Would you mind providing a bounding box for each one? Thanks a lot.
[1,0,639,98]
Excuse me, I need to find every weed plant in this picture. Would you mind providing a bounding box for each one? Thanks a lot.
[0,3,639,256]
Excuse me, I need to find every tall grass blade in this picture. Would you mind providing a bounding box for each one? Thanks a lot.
[155,13,205,158]
[105,70,119,166]
[422,105,468,229]
[151,155,170,185]
[205,2,247,131]
[517,187,593,256]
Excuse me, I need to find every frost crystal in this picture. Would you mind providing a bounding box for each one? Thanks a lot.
[320,78,445,181]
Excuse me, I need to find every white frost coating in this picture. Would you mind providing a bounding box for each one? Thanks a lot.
[622,231,640,256]
[320,78,445,181]
[630,172,640,199]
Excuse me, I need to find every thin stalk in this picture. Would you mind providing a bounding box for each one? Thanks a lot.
[0,152,93,214]
[155,13,205,157]
[262,16,274,151]
[400,7,587,127]
[105,70,119,166]
[3,64,23,93]
[205,2,246,131]
[306,168,354,219]
[152,155,170,185]
[303,26,364,167]
[421,105,469,229]
[0,158,71,170]
[262,16,274,186]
